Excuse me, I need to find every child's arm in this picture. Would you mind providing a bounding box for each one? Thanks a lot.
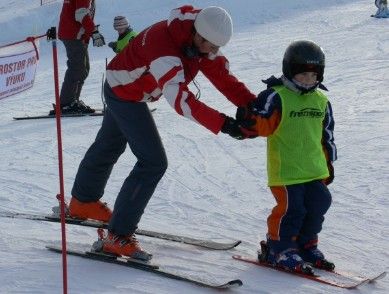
[322,101,337,185]
[250,88,282,137]
[322,101,337,162]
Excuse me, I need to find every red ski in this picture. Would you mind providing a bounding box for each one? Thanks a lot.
[232,255,386,289]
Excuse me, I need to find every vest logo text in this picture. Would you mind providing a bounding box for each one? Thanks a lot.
[289,107,324,118]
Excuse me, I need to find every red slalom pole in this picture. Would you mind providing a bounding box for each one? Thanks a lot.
[47,27,68,294]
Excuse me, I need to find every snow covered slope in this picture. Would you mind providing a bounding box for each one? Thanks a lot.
[0,0,388,293]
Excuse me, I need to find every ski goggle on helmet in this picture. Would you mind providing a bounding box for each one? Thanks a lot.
[282,40,325,82]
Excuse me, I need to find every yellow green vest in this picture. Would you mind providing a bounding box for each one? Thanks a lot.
[267,86,329,186]
[115,31,137,53]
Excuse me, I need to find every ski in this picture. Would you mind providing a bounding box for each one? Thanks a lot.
[232,255,386,289]
[13,108,156,120]
[13,110,105,120]
[47,244,243,290]
[0,211,241,250]
[371,14,389,18]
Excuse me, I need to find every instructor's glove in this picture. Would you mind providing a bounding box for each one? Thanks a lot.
[221,116,257,140]
[323,161,334,185]
[92,30,105,47]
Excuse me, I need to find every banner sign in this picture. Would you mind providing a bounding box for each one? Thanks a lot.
[0,43,39,100]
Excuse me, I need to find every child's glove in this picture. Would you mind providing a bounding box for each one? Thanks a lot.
[236,104,252,121]
[323,161,334,185]
[235,103,258,132]
[221,115,257,140]
[92,29,105,47]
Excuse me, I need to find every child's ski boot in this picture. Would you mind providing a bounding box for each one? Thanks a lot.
[258,240,314,275]
[299,240,335,271]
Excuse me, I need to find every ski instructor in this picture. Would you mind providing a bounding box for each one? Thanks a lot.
[68,5,257,260]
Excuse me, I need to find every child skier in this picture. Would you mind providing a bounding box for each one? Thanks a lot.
[244,40,337,274]
[108,16,137,53]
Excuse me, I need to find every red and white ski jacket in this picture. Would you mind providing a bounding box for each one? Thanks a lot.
[106,5,256,134]
[58,0,96,42]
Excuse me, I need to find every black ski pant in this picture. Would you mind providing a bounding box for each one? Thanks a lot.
[59,40,90,106]
[71,82,168,235]
[267,180,332,253]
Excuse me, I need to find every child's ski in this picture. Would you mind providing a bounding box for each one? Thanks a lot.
[232,255,386,289]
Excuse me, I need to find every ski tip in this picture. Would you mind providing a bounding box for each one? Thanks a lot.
[228,279,243,287]
[211,239,241,250]
[233,240,242,247]
[216,279,243,289]
[46,245,62,253]
[232,254,243,260]
[369,271,387,283]
[347,279,370,289]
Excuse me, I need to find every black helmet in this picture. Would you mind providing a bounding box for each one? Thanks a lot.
[282,40,325,82]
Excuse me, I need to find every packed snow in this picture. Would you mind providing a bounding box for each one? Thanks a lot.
[0,0,388,293]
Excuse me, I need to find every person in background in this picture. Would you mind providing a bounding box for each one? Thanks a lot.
[246,40,337,274]
[67,5,257,260]
[108,16,138,54]
[50,0,105,115]
[373,0,389,18]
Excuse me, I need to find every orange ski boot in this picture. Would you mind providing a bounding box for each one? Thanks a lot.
[94,228,152,261]
[68,197,112,222]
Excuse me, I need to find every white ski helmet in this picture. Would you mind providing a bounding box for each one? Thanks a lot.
[194,6,233,47]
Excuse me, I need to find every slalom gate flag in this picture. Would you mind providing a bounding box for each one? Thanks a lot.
[0,41,39,101]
